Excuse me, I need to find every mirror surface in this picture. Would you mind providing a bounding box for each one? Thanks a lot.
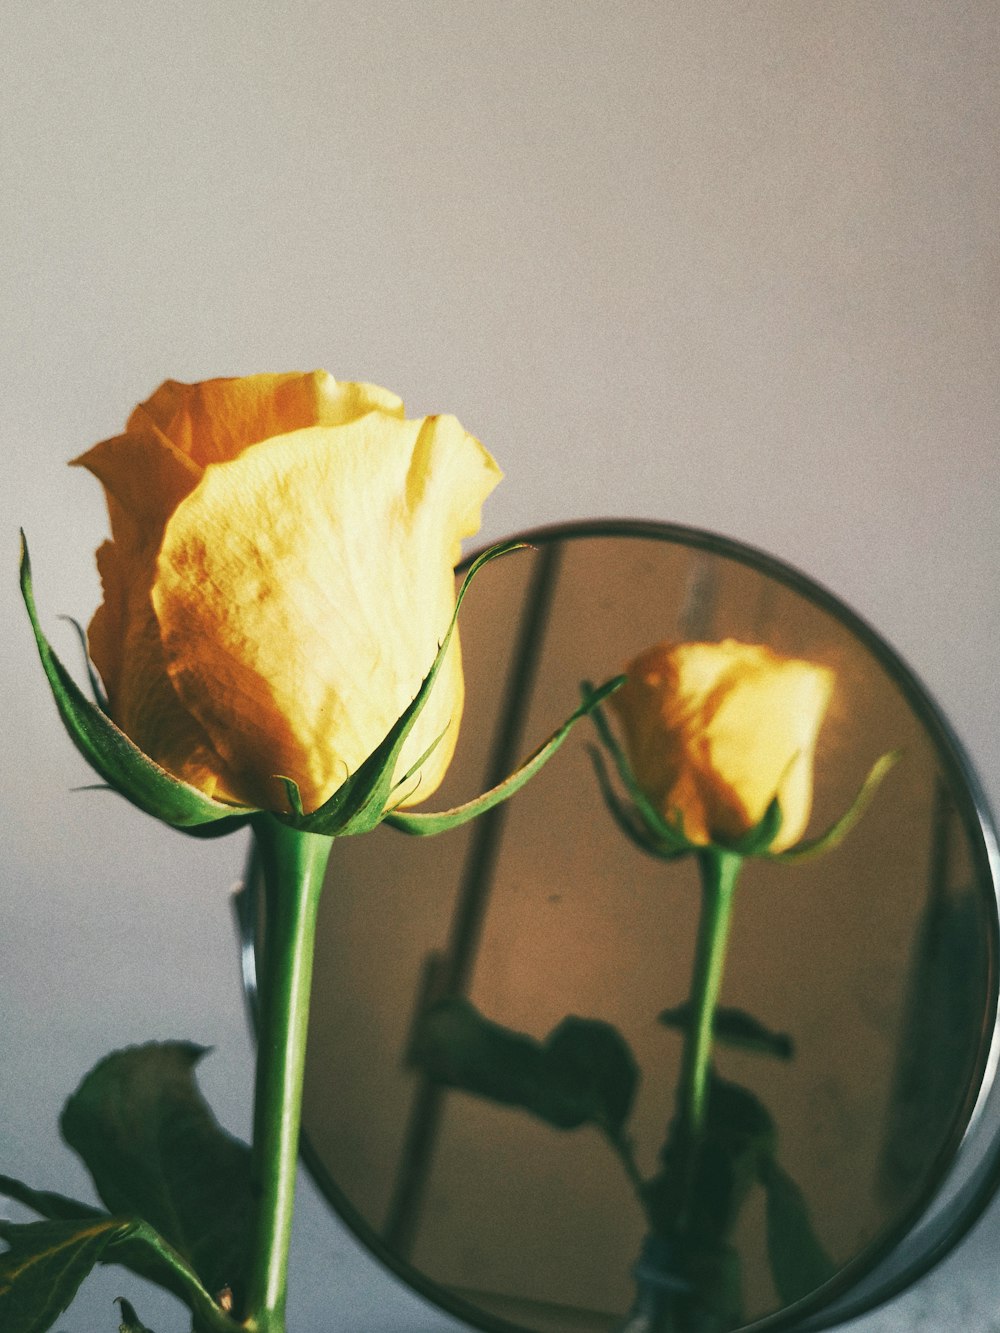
[287,523,999,1332]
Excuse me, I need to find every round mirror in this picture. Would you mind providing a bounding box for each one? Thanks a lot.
[245,520,1000,1332]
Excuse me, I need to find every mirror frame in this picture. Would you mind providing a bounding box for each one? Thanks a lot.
[237,518,1000,1333]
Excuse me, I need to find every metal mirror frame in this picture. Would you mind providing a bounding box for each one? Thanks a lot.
[237,518,1000,1333]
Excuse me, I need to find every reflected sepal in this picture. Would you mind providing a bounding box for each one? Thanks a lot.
[765,750,901,863]
[587,741,689,861]
[719,798,783,856]
[585,688,692,857]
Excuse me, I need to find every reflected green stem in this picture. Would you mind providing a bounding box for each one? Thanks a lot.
[675,848,742,1219]
[244,817,333,1333]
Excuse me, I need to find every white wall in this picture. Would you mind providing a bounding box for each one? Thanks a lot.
[2,4,998,1330]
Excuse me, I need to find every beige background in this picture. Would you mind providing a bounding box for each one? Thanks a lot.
[2,4,998,1331]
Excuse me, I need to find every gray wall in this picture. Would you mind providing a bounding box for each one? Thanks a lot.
[2,4,998,1330]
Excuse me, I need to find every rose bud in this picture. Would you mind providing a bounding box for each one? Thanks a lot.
[611,639,834,853]
[71,371,501,815]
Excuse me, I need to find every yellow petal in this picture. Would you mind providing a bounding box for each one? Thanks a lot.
[129,371,405,467]
[73,372,426,807]
[73,429,202,540]
[152,412,501,812]
[87,540,240,801]
[73,373,405,542]
[692,646,834,849]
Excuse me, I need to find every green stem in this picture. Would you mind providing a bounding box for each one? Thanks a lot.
[675,849,742,1190]
[244,817,333,1333]
[629,851,743,1333]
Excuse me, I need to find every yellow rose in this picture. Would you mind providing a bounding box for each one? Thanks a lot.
[610,639,834,852]
[73,371,501,814]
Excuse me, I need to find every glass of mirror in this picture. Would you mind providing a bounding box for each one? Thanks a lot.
[241,520,1000,1332]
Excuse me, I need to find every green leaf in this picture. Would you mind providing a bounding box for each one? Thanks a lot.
[386,674,625,837]
[641,1071,770,1333]
[768,750,901,862]
[104,1224,238,1332]
[0,1216,130,1333]
[284,540,525,836]
[762,1158,836,1304]
[19,534,254,831]
[0,1174,103,1223]
[646,1070,776,1242]
[657,1005,794,1061]
[59,1043,253,1311]
[692,1073,776,1240]
[115,1297,155,1333]
[674,1241,743,1333]
[0,1179,237,1331]
[411,996,639,1136]
[644,1076,830,1329]
[545,1016,640,1136]
[109,1222,238,1333]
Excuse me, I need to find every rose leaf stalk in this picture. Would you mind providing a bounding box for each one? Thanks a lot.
[243,817,333,1333]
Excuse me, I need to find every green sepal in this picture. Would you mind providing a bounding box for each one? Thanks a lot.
[411,995,639,1137]
[718,798,783,856]
[277,776,306,818]
[388,726,450,803]
[767,750,901,862]
[658,1004,794,1061]
[19,534,254,832]
[60,615,108,709]
[60,1042,254,1315]
[587,742,688,861]
[585,689,693,856]
[277,540,525,836]
[385,674,625,837]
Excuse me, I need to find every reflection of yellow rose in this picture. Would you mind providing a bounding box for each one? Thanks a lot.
[74,372,501,814]
[611,639,834,852]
